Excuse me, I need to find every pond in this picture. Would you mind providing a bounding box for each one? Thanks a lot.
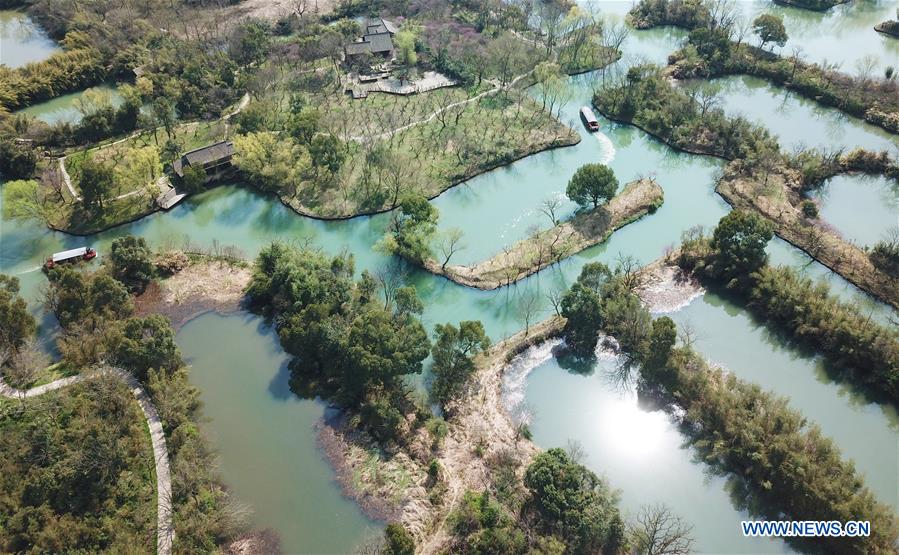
[0,10,59,68]
[506,342,790,553]
[178,312,381,554]
[1,1,898,552]
[809,173,899,248]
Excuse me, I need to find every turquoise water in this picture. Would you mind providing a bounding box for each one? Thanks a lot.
[17,84,124,125]
[1,3,898,552]
[698,74,899,154]
[178,313,381,553]
[810,173,899,248]
[517,347,789,553]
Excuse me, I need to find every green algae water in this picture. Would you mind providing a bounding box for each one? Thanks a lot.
[17,84,124,125]
[177,312,380,554]
[2,2,899,551]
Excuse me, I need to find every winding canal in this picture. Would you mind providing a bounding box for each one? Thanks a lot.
[1,2,897,552]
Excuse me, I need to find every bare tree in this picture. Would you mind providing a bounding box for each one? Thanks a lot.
[545,282,566,317]
[678,320,700,351]
[375,262,407,310]
[540,197,563,227]
[437,228,465,270]
[629,504,695,555]
[615,253,643,292]
[517,289,541,336]
[565,439,586,463]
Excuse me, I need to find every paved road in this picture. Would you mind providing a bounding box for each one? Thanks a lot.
[0,368,174,555]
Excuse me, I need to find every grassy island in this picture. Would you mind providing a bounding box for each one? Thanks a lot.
[875,16,899,38]
[594,65,899,308]
[2,0,622,233]
[772,0,849,11]
[422,178,664,289]
[628,0,899,134]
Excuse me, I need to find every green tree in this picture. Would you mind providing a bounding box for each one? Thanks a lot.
[288,106,320,146]
[753,14,788,51]
[109,235,154,292]
[385,194,439,263]
[645,316,677,371]
[560,282,604,358]
[0,275,36,354]
[342,308,430,403]
[382,523,415,555]
[112,146,159,194]
[309,134,346,175]
[449,491,527,554]
[395,29,418,79]
[430,320,491,409]
[566,164,619,209]
[47,268,133,328]
[114,315,182,381]
[524,448,625,553]
[0,139,38,179]
[231,20,272,66]
[1,179,48,223]
[79,156,115,212]
[181,164,207,193]
[709,210,773,284]
[232,132,311,194]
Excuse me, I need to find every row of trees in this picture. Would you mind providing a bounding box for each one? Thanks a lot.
[678,210,899,402]
[640,335,899,554]
[2,233,240,550]
[637,0,899,132]
[595,64,780,162]
[550,214,898,553]
[0,31,106,111]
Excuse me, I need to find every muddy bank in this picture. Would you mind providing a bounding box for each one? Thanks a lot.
[636,260,705,313]
[134,256,251,329]
[315,413,429,526]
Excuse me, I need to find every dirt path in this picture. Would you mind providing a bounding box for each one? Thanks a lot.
[349,72,532,142]
[0,369,174,555]
[56,92,251,206]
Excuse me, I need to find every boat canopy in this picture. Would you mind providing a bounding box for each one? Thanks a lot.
[51,247,88,263]
[580,106,598,124]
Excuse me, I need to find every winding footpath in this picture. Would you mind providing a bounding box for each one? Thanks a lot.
[348,72,533,142]
[56,92,251,204]
[0,368,174,555]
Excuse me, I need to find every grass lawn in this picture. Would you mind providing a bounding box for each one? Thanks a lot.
[281,90,579,218]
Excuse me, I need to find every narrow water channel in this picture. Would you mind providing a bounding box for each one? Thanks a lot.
[2,2,898,552]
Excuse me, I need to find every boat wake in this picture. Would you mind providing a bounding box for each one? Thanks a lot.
[501,339,562,425]
[594,131,616,164]
[15,265,42,274]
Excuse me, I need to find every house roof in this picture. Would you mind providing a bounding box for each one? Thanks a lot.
[173,140,234,176]
[346,41,374,56]
[344,32,394,56]
[365,17,398,35]
[366,32,394,53]
[182,140,234,166]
